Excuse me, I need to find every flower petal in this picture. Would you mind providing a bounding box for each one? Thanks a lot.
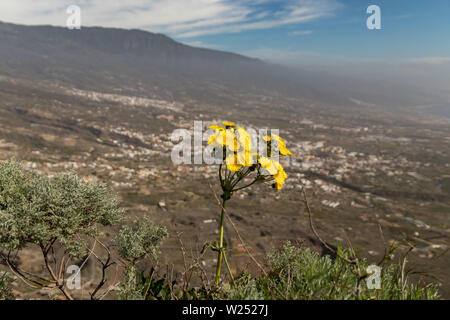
[226,154,242,172]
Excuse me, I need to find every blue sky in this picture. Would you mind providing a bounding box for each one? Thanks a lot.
[0,0,449,66]
[180,0,450,65]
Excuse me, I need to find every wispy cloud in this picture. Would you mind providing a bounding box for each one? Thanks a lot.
[181,40,225,50]
[0,0,340,38]
[289,30,313,36]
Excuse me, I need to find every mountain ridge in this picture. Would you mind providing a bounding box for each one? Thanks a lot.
[0,20,287,102]
[0,20,260,62]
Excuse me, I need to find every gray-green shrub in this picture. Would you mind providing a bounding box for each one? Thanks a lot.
[224,242,440,300]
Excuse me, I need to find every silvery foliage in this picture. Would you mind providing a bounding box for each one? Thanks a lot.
[0,160,124,259]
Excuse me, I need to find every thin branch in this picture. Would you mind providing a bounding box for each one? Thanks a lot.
[40,243,74,300]
[2,251,46,288]
[89,238,114,300]
[301,188,356,265]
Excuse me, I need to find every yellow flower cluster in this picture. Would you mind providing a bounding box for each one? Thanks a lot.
[208,122,292,190]
[263,134,293,156]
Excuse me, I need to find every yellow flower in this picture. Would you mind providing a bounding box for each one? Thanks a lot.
[225,154,242,172]
[208,133,217,145]
[273,164,288,190]
[208,127,238,152]
[272,134,292,156]
[209,125,225,131]
[222,121,235,128]
[258,156,288,190]
[278,144,293,156]
[258,157,278,175]
[237,150,257,166]
[208,125,225,146]
[271,134,285,143]
[237,127,253,152]
[208,130,222,146]
[225,130,239,152]
[264,134,292,156]
[208,124,291,190]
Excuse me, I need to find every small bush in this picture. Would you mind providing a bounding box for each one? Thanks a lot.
[224,242,440,300]
[0,159,167,300]
[0,159,124,259]
[117,218,168,300]
[117,217,168,263]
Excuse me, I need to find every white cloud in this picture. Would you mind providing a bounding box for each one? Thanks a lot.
[0,0,340,38]
[180,40,225,49]
[289,30,313,36]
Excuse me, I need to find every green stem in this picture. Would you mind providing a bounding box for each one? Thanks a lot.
[232,177,259,192]
[223,250,235,284]
[215,196,227,287]
[219,164,224,186]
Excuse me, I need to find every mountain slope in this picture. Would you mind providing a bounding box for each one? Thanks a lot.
[0,21,444,112]
[0,21,269,94]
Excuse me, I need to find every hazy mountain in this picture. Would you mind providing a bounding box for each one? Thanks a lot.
[0,21,448,115]
[0,21,263,64]
[0,21,357,106]
[0,21,278,92]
